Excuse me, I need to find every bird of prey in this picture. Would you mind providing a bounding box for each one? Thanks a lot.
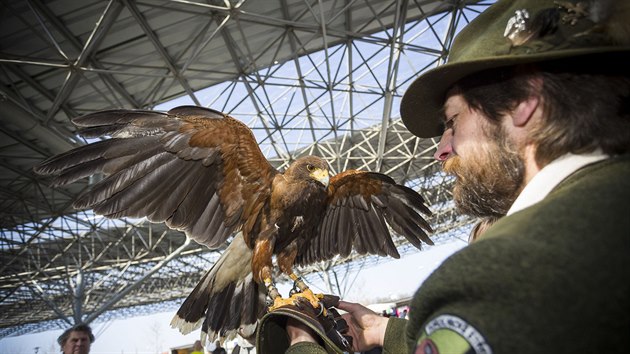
[34,105,433,344]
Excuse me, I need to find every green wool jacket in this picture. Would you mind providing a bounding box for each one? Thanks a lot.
[401,154,630,353]
[285,154,630,353]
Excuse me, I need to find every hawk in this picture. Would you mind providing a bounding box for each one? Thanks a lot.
[34,106,433,343]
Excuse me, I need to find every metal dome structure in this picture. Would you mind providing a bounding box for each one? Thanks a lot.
[0,0,492,338]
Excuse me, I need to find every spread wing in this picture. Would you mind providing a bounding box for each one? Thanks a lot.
[296,170,433,265]
[34,106,277,249]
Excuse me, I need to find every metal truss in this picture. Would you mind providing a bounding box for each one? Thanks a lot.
[0,0,493,337]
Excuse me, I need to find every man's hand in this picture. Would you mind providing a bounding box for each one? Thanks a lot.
[283,298,389,352]
[337,300,389,352]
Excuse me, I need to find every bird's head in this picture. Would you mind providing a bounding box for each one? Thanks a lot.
[286,156,330,187]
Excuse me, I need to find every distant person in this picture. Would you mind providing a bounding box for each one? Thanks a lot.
[191,340,204,354]
[57,323,94,354]
[399,308,408,319]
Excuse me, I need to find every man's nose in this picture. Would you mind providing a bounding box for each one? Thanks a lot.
[433,129,453,161]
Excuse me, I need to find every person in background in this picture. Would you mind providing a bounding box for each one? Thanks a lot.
[57,323,94,354]
[284,0,630,352]
[399,308,408,320]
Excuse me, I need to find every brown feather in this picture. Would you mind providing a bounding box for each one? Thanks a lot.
[296,170,432,265]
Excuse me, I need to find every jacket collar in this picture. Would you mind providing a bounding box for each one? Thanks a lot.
[507,150,608,216]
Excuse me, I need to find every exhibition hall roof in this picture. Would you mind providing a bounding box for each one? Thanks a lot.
[0,0,491,337]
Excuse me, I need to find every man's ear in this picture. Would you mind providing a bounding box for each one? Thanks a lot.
[511,95,540,127]
[512,76,542,127]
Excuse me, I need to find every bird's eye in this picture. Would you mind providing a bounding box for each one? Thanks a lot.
[306,164,314,171]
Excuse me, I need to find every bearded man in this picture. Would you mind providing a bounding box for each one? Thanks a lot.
[276,0,630,353]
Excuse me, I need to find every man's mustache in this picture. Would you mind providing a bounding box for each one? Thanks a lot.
[442,156,464,179]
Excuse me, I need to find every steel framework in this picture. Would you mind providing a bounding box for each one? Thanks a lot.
[0,0,492,337]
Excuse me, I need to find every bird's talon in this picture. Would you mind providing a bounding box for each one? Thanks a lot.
[316,301,326,317]
[266,289,327,316]
[295,288,327,316]
[268,294,298,312]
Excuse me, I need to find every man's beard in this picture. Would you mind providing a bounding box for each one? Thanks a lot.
[443,129,525,218]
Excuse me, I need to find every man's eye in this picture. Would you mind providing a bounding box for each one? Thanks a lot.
[444,114,457,132]
[437,120,446,133]
[444,120,454,133]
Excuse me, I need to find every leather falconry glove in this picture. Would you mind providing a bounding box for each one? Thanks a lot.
[256,294,353,354]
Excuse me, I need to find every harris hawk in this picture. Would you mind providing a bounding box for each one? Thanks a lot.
[34,105,433,344]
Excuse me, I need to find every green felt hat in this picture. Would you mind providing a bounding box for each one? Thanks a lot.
[400,0,630,138]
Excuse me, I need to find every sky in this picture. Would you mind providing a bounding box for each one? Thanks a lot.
[0,239,467,354]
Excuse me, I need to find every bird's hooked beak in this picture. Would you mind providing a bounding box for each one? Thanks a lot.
[311,168,330,187]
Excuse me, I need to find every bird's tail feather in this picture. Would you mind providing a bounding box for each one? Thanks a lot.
[170,233,266,343]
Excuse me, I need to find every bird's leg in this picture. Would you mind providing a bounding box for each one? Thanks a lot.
[266,272,326,315]
[273,243,325,315]
[252,237,283,307]
[264,277,280,301]
[254,248,293,311]
[288,273,325,313]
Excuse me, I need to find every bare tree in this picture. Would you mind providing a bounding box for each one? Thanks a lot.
[146,320,164,354]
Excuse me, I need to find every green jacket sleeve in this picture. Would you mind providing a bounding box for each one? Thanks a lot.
[383,317,408,353]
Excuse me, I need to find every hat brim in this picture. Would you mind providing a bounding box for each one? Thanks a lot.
[400,47,630,139]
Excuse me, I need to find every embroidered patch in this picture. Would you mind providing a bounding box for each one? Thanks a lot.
[414,314,492,354]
